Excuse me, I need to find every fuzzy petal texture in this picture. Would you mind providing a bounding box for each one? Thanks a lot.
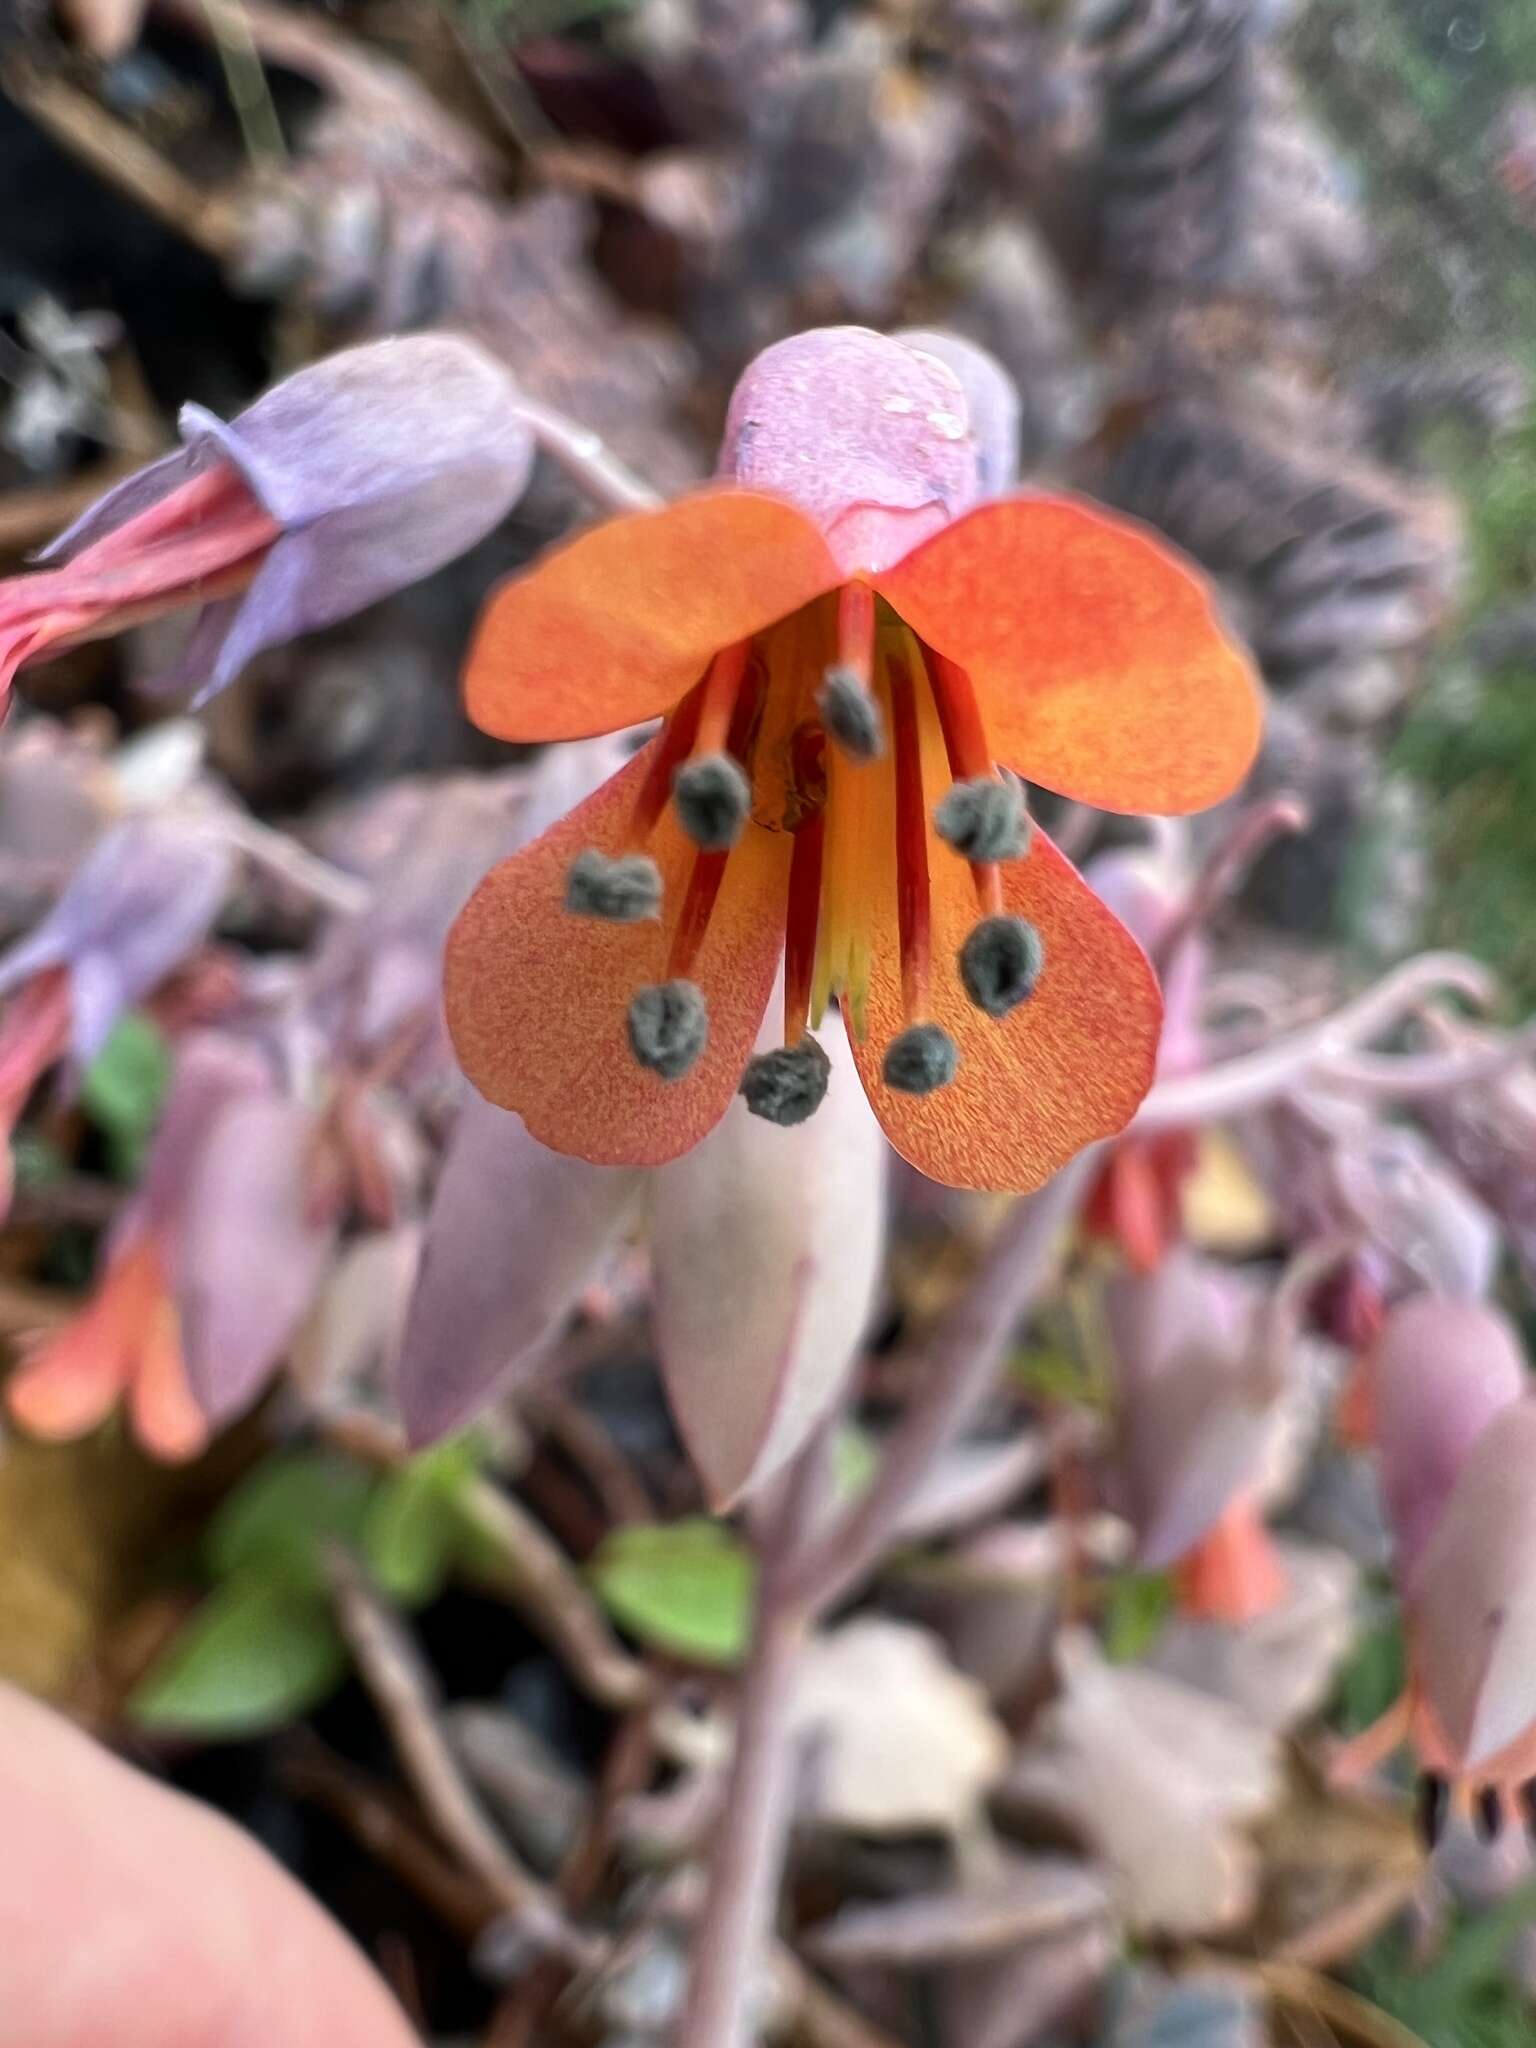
[845,806,1161,1192]
[396,1091,643,1445]
[1373,1295,1527,1585]
[720,326,983,574]
[0,821,232,1067]
[1413,1399,1536,1772]
[466,490,840,742]
[446,740,793,1166]
[874,495,1262,815]
[174,1097,338,1425]
[650,1012,887,1508]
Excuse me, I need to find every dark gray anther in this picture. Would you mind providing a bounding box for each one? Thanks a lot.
[934,776,1029,862]
[959,915,1044,1019]
[565,848,663,922]
[673,753,751,849]
[738,1035,832,1126]
[818,665,886,761]
[628,980,709,1081]
[882,1022,959,1095]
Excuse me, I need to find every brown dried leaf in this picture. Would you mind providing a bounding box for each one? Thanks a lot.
[1003,1631,1279,1937]
[793,1618,1009,1838]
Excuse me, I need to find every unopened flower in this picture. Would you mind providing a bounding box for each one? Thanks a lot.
[1107,1252,1292,1623]
[0,335,535,711]
[397,1005,886,1507]
[304,738,628,1077]
[5,1033,266,1459]
[1339,1297,1536,1846]
[446,325,1260,1192]
[1082,849,1206,1270]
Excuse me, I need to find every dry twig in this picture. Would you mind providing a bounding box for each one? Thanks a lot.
[325,1547,597,1969]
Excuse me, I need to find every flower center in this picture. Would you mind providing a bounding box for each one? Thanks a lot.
[565,587,1042,1099]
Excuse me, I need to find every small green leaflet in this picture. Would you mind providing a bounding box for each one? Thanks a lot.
[363,1437,485,1606]
[205,1451,375,1593]
[1102,1569,1175,1664]
[590,1519,755,1668]
[81,1012,172,1180]
[129,1576,345,1737]
[131,1439,488,1739]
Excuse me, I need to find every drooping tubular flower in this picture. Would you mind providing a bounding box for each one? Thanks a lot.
[0,335,535,711]
[1106,1251,1291,1624]
[447,327,1261,1191]
[1337,1296,1536,1845]
[1081,848,1206,1269]
[6,1034,267,1461]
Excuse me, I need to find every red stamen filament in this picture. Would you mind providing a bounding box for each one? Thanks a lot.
[837,581,875,685]
[887,650,934,1025]
[927,644,1006,916]
[630,688,704,841]
[783,725,829,1043]
[694,639,749,757]
[664,650,763,980]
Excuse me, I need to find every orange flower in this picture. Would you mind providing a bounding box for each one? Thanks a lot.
[7,1238,206,1463]
[447,329,1261,1191]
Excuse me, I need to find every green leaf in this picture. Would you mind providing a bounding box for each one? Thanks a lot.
[832,1425,878,1503]
[1010,1340,1101,1409]
[1102,1569,1174,1664]
[205,1451,374,1592]
[1331,1602,1406,1738]
[81,1013,172,1180]
[362,1437,483,1607]
[590,1519,755,1668]
[129,1574,345,1737]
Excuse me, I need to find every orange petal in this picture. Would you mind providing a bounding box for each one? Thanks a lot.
[446,739,792,1165]
[5,1267,137,1440]
[874,495,1262,815]
[1173,1497,1288,1624]
[464,489,841,742]
[127,1292,209,1464]
[846,799,1161,1192]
